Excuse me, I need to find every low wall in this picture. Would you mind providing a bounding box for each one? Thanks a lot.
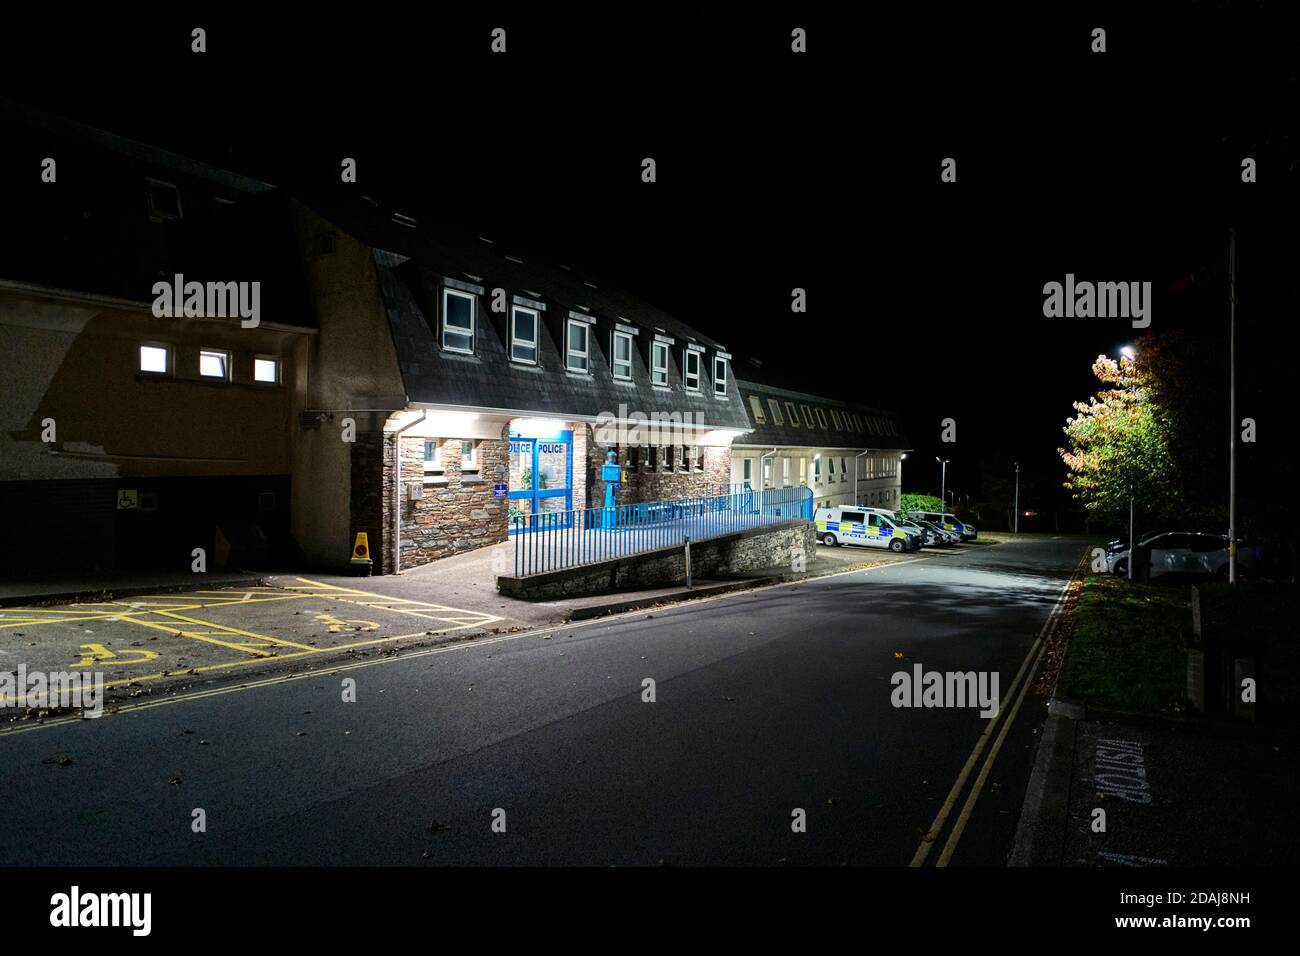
[496,521,816,600]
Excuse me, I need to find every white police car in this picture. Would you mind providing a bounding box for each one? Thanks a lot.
[815,506,917,552]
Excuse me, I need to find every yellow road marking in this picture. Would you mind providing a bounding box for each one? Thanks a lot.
[148,610,323,653]
[909,551,1086,867]
[72,643,160,667]
[314,613,379,633]
[937,638,1049,867]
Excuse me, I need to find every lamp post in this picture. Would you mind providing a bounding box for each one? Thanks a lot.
[1228,228,1238,584]
[1014,461,1019,534]
[1121,345,1137,580]
[935,457,948,509]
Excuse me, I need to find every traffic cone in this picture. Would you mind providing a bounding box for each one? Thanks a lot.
[350,532,373,576]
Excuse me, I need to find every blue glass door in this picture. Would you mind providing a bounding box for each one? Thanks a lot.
[508,431,573,533]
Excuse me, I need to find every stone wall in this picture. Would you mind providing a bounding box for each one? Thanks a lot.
[395,435,509,571]
[586,433,732,509]
[497,520,815,600]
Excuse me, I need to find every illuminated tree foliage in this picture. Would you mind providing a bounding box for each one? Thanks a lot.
[1059,353,1177,521]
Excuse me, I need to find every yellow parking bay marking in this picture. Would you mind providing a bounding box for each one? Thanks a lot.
[0,616,494,715]
[72,643,160,667]
[146,610,323,653]
[286,577,504,627]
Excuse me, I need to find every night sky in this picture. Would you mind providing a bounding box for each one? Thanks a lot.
[3,7,1294,507]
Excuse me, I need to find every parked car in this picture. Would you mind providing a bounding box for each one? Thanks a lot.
[815,506,918,552]
[908,511,975,541]
[914,518,960,546]
[1106,532,1257,579]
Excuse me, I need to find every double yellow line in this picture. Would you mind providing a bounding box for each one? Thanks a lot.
[910,551,1086,867]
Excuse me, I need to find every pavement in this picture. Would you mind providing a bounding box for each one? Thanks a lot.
[1011,689,1300,868]
[0,536,1089,865]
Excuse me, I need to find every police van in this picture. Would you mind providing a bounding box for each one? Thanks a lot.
[815,506,918,552]
[907,511,976,541]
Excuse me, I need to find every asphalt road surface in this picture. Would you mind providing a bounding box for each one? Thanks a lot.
[0,538,1088,866]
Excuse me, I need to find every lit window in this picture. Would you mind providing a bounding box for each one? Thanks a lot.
[566,320,589,372]
[683,349,701,391]
[612,330,633,380]
[424,440,442,472]
[461,440,478,470]
[651,342,669,386]
[748,395,767,424]
[782,457,790,485]
[254,357,279,384]
[139,344,169,374]
[786,401,801,427]
[199,349,230,380]
[511,306,538,364]
[441,288,476,353]
[768,399,784,425]
[712,356,728,396]
[815,407,829,429]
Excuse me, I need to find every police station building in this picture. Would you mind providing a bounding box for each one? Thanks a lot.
[1,103,909,578]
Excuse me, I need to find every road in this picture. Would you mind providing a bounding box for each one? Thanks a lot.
[0,538,1087,866]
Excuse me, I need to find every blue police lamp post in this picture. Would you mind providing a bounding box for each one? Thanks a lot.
[600,449,621,528]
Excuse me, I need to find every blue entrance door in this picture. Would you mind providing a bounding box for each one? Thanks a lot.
[507,431,573,533]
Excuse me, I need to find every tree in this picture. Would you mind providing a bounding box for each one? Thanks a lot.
[900,493,944,514]
[1059,352,1177,523]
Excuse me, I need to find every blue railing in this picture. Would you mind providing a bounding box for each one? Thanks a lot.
[511,484,814,577]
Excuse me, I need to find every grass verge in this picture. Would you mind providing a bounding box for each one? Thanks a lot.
[1060,575,1191,714]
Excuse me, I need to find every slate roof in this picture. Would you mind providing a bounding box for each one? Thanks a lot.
[301,193,752,429]
[733,380,911,450]
[0,100,314,328]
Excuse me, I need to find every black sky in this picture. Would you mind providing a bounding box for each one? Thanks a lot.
[2,6,1295,503]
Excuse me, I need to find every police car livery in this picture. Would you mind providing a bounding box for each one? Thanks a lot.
[908,510,976,541]
[815,506,917,552]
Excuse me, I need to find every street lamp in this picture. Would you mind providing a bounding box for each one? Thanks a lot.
[1014,461,1019,534]
[1228,229,1238,584]
[935,457,949,508]
[1121,344,1137,580]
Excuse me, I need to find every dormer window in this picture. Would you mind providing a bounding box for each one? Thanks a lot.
[146,178,182,222]
[612,330,634,380]
[683,349,701,391]
[712,355,728,396]
[510,305,539,364]
[566,319,590,373]
[651,341,669,386]
[441,288,476,354]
